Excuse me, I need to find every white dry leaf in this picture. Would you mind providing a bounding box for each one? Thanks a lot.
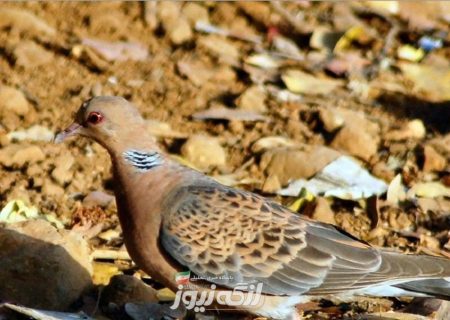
[272,36,304,59]
[0,200,65,228]
[281,69,342,95]
[245,54,281,69]
[386,174,407,205]
[252,136,298,154]
[7,125,54,142]
[278,156,388,200]
[192,107,267,122]
[81,38,149,62]
[0,200,39,223]
[397,45,425,62]
[410,182,450,198]
[361,1,400,14]
[145,120,187,139]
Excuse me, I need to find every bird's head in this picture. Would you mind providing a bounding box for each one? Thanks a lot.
[55,96,147,151]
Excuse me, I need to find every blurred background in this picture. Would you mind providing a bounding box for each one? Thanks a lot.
[0,1,450,319]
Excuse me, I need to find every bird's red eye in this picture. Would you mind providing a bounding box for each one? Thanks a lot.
[87,112,103,125]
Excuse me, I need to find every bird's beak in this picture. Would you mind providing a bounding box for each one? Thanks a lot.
[54,122,83,143]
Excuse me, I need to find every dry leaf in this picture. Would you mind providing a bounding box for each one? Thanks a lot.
[281,69,342,95]
[386,174,406,205]
[278,155,387,199]
[411,182,450,198]
[192,107,266,122]
[81,38,149,62]
[397,45,425,62]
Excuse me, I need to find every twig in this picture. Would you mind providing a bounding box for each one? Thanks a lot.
[92,248,131,260]
[195,21,263,44]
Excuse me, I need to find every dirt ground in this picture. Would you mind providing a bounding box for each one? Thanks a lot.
[0,2,450,320]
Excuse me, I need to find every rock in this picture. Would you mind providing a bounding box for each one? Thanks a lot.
[0,86,30,116]
[181,135,227,171]
[177,60,236,87]
[435,300,450,320]
[420,234,440,251]
[388,209,413,231]
[0,220,92,310]
[237,2,272,27]
[83,191,115,208]
[0,144,45,168]
[312,197,336,225]
[42,179,65,197]
[169,19,193,45]
[260,145,340,193]
[331,124,377,161]
[100,275,158,308]
[197,35,240,66]
[158,2,193,45]
[51,153,75,186]
[177,60,214,87]
[0,8,56,40]
[236,85,267,113]
[11,41,53,68]
[422,145,446,172]
[319,107,345,132]
[385,119,426,141]
[371,161,395,182]
[330,109,379,161]
[182,3,210,26]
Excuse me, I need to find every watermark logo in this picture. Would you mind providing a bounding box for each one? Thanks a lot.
[175,270,191,286]
[171,272,264,312]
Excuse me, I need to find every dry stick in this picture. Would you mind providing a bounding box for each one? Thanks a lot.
[92,248,131,260]
[270,1,309,34]
[353,5,401,78]
[195,21,263,44]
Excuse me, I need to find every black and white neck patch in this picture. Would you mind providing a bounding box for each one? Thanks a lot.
[123,150,163,172]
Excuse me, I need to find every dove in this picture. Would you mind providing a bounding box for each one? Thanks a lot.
[56,96,450,319]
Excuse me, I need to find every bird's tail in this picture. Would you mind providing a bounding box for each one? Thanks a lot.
[395,278,450,299]
[361,251,450,299]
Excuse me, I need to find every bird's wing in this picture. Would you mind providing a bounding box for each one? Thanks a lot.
[161,184,388,296]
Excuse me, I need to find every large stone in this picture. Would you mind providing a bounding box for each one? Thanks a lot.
[329,108,380,162]
[0,220,93,310]
[0,8,56,40]
[182,2,210,26]
[158,2,193,45]
[0,144,45,168]
[51,153,75,186]
[236,85,267,113]
[422,145,446,173]
[12,41,53,68]
[181,135,227,171]
[0,86,30,116]
[260,145,340,193]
